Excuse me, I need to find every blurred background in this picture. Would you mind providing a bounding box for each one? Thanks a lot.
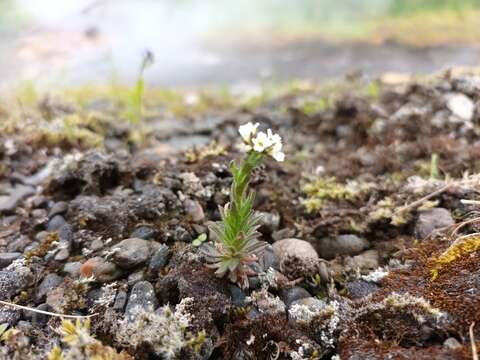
[1,0,480,88]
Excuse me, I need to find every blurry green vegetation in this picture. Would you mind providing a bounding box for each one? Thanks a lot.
[388,0,480,16]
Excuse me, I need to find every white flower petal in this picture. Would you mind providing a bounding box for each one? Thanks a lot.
[238,122,259,143]
[272,151,285,162]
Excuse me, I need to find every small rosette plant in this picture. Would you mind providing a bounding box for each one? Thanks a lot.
[202,122,285,288]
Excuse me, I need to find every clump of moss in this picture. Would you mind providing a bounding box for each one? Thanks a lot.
[302,176,370,212]
[368,197,411,226]
[430,233,480,280]
[48,319,132,360]
[184,141,227,163]
[24,231,59,262]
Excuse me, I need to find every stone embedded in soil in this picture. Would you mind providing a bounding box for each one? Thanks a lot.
[344,279,379,299]
[414,207,455,239]
[0,252,22,269]
[113,290,128,311]
[35,273,64,303]
[229,285,247,307]
[46,215,67,232]
[130,225,156,240]
[446,93,474,121]
[258,211,281,234]
[128,270,146,286]
[0,185,35,214]
[261,245,280,271]
[80,257,123,282]
[443,337,462,350]
[62,261,82,278]
[273,238,319,263]
[32,304,51,326]
[48,201,69,218]
[148,244,169,273]
[125,281,158,321]
[0,266,34,299]
[183,199,205,222]
[111,238,152,269]
[0,305,21,326]
[280,286,311,308]
[344,249,380,272]
[317,234,370,260]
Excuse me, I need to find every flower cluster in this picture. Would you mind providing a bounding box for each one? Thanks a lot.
[238,122,285,162]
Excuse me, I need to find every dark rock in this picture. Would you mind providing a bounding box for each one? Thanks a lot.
[112,238,152,269]
[47,215,66,232]
[48,201,68,218]
[0,252,22,269]
[229,285,247,307]
[35,273,63,303]
[125,281,157,321]
[261,245,280,271]
[345,280,379,299]
[0,266,34,299]
[414,208,454,239]
[113,290,128,311]
[32,304,51,326]
[317,234,370,260]
[130,225,155,240]
[258,211,280,234]
[46,151,122,198]
[280,287,311,308]
[0,185,35,214]
[148,244,169,273]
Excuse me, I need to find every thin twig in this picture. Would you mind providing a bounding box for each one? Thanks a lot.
[0,300,98,319]
[471,322,478,360]
[394,183,452,215]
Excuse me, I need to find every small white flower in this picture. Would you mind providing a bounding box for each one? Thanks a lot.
[252,131,273,152]
[238,122,259,143]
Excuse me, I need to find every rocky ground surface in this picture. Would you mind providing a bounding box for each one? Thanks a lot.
[0,70,479,359]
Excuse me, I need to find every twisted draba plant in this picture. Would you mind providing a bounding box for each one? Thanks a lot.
[203,122,285,288]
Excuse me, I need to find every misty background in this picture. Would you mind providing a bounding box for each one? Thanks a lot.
[1,0,480,88]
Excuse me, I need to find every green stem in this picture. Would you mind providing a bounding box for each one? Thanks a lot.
[231,151,263,212]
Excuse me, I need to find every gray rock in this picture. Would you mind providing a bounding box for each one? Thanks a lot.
[125,281,158,321]
[288,297,326,325]
[48,201,68,218]
[317,234,370,260]
[90,239,104,251]
[35,273,63,303]
[54,248,70,262]
[47,215,66,232]
[7,235,30,252]
[446,93,474,121]
[130,225,155,240]
[62,261,82,278]
[415,208,454,239]
[112,238,152,269]
[280,287,311,308]
[0,185,35,214]
[0,306,21,326]
[0,252,22,269]
[443,337,462,350]
[344,250,379,272]
[345,280,379,299]
[0,266,34,299]
[273,238,319,263]
[184,199,205,222]
[148,244,169,273]
[272,228,296,241]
